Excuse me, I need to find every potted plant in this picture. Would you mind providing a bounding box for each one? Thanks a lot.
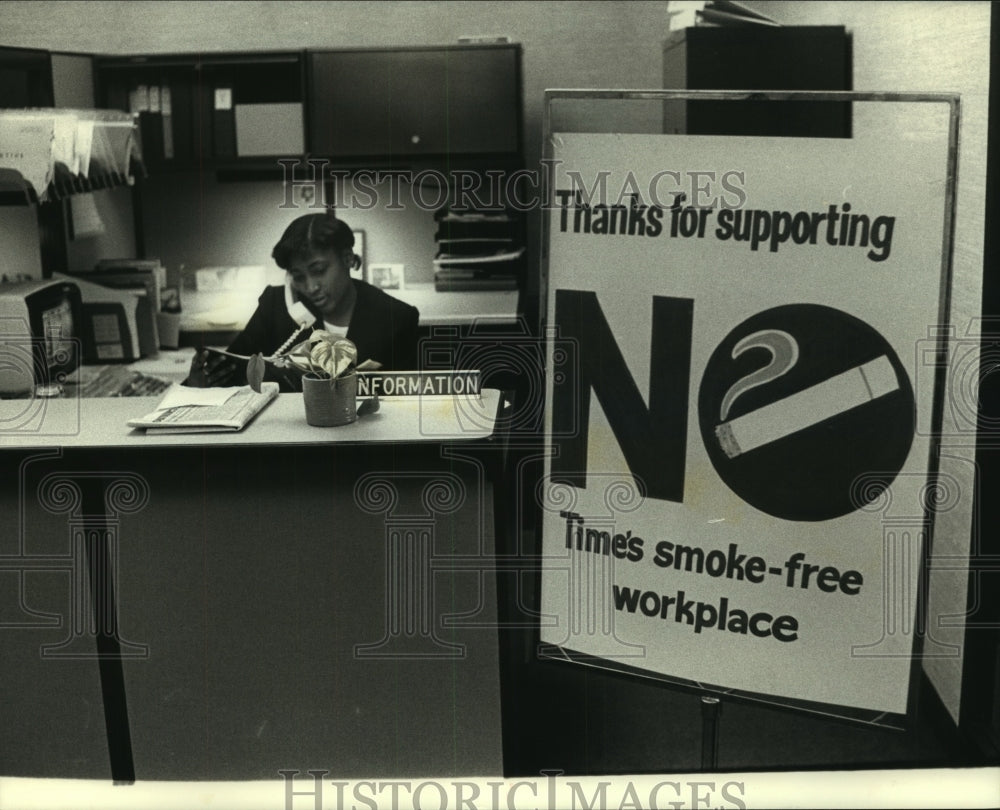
[248,331,360,426]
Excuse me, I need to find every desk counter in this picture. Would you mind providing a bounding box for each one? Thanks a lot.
[0,389,504,449]
[0,390,506,780]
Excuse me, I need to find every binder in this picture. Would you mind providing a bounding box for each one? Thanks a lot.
[194,81,214,160]
[170,78,193,160]
[133,84,163,163]
[137,111,164,163]
[212,85,236,157]
[161,85,174,159]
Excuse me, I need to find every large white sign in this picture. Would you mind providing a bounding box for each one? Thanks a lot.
[541,129,951,714]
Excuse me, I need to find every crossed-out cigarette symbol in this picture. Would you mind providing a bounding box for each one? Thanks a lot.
[713,329,899,458]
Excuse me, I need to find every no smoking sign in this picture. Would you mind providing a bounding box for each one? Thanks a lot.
[697,304,916,521]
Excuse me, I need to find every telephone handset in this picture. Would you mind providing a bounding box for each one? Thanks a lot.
[283,279,313,322]
[270,281,315,360]
[287,301,313,327]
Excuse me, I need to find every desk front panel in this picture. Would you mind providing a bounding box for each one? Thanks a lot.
[0,454,112,778]
[2,441,503,780]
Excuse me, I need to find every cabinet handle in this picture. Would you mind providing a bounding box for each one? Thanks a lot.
[410,134,420,144]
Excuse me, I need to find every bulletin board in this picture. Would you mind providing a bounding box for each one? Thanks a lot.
[538,90,960,726]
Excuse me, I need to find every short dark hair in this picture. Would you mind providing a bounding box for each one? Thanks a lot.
[271,213,355,270]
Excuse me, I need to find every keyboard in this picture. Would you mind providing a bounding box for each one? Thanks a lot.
[78,365,174,398]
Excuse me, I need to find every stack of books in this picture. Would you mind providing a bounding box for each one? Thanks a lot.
[433,209,523,292]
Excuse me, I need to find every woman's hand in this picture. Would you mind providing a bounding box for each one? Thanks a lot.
[185,349,238,387]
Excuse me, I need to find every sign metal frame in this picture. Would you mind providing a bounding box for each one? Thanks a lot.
[538,89,961,729]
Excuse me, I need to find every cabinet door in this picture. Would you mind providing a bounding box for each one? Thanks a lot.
[309,47,520,158]
[95,54,305,167]
[0,47,54,107]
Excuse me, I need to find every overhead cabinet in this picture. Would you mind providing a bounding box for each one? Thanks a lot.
[94,45,522,168]
[308,45,522,159]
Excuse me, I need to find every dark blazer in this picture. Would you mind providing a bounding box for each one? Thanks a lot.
[227,280,420,383]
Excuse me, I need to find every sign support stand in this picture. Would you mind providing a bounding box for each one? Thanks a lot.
[700,696,722,770]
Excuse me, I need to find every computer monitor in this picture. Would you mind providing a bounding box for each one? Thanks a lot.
[0,279,83,397]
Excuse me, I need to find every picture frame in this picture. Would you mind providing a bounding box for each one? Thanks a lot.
[367,263,405,290]
[351,230,366,280]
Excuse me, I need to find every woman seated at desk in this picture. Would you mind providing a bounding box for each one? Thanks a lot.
[187,213,420,389]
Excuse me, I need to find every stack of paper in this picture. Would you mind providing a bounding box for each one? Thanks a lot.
[697,1,779,27]
[432,210,523,292]
[127,382,279,434]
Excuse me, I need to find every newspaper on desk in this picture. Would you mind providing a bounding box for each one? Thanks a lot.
[127,382,279,433]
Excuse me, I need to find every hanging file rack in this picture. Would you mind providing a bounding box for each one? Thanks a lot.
[0,108,145,205]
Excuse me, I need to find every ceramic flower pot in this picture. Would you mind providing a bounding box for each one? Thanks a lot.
[302,372,357,427]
